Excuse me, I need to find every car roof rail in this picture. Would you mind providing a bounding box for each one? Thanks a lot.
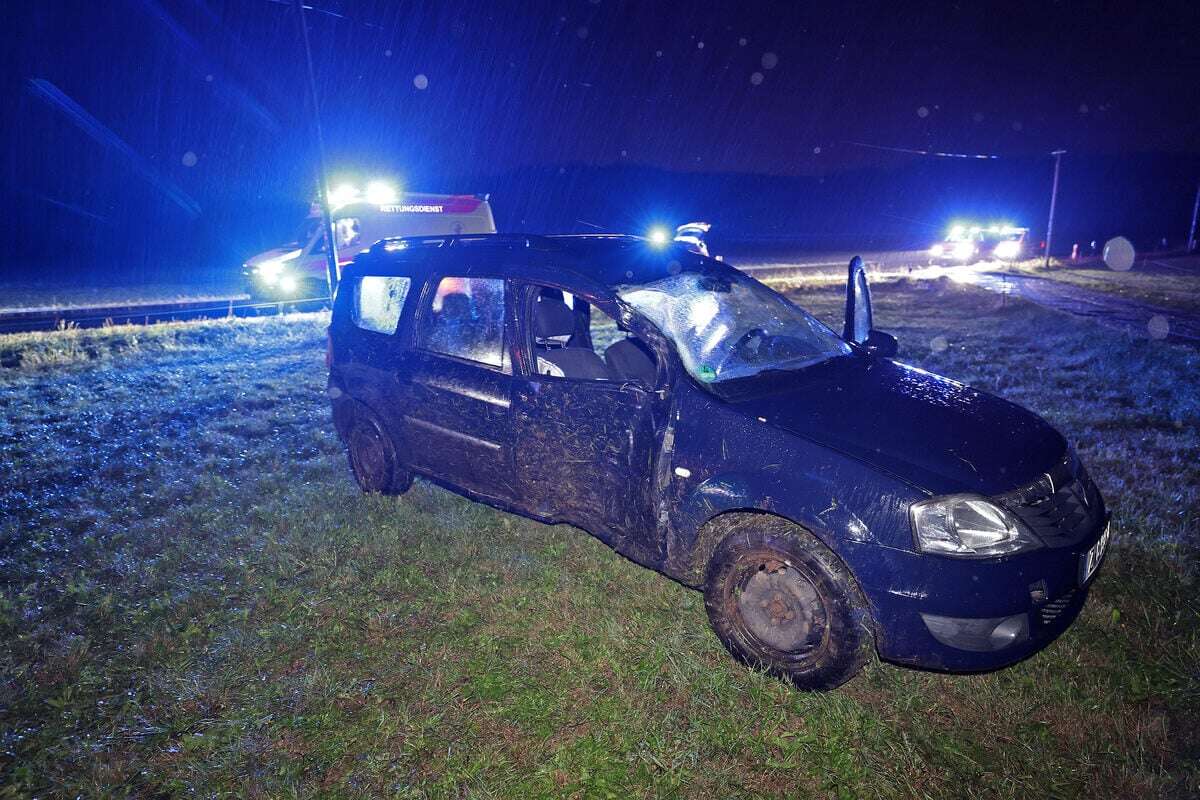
[369,233,560,255]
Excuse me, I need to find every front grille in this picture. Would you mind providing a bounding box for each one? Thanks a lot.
[1038,589,1077,625]
[996,455,1104,548]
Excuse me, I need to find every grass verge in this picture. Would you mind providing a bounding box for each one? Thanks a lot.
[1,281,1197,798]
[997,256,1200,316]
[0,281,245,314]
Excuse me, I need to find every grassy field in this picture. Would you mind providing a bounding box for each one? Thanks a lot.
[1,281,1197,798]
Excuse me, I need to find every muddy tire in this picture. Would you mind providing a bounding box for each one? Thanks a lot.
[704,520,872,690]
[345,406,411,495]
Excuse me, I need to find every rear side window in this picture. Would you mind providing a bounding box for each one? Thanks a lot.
[352,276,411,334]
[418,276,507,370]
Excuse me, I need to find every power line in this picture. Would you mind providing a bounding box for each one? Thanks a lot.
[846,141,1001,160]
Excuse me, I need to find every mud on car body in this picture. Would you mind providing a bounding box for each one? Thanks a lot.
[326,234,1110,690]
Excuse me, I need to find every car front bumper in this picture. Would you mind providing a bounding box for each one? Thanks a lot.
[842,515,1109,672]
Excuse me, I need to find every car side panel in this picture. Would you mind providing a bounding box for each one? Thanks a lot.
[659,381,922,584]
[402,352,515,499]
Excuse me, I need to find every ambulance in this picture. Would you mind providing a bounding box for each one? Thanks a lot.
[243,183,496,300]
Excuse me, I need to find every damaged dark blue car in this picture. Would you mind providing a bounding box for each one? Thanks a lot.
[326,234,1110,690]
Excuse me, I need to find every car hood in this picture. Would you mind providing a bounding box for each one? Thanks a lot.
[721,356,1065,495]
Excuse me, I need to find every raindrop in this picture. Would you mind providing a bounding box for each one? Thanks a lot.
[1147,315,1170,340]
[697,41,705,49]
[384,49,392,57]
[917,106,929,118]
[576,26,589,39]
[181,151,198,167]
[413,74,429,90]
[655,50,663,57]
[930,336,948,353]
[1012,120,1023,131]
[620,149,628,157]
[812,146,821,154]
[625,270,634,279]
[750,71,764,86]
[1102,236,1135,271]
[738,37,748,46]
[667,260,682,275]
[204,74,214,83]
[761,52,778,70]
[1078,103,1089,114]
[972,111,984,122]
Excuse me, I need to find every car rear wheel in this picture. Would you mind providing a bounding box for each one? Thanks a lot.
[704,520,873,690]
[345,407,411,495]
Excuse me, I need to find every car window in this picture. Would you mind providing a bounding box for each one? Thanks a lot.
[419,276,508,370]
[335,217,361,249]
[528,285,656,384]
[352,275,410,335]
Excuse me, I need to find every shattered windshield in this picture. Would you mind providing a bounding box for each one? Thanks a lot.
[618,271,851,384]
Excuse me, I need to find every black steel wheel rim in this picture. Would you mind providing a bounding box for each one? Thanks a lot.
[732,555,828,656]
[349,422,389,492]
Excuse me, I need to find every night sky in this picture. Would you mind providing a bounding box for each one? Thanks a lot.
[2,1,1199,276]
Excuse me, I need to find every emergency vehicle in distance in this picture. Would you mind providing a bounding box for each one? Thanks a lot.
[929,223,1029,265]
[243,181,497,300]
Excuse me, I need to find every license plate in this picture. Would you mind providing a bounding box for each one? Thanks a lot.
[1080,522,1111,585]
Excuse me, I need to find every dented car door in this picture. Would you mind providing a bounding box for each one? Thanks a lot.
[510,283,661,556]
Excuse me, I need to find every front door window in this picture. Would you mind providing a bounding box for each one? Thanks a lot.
[528,287,657,385]
[513,283,662,556]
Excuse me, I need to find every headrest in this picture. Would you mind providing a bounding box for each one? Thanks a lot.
[533,296,575,339]
[440,292,472,318]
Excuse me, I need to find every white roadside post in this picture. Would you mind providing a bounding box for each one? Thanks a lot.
[1044,149,1066,270]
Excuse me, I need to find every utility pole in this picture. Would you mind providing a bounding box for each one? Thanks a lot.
[1188,180,1200,253]
[1044,149,1066,269]
[295,0,339,299]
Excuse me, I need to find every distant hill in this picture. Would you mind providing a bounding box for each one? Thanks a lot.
[4,152,1196,285]
[463,152,1200,252]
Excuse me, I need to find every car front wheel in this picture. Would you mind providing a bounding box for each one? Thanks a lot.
[704,519,873,690]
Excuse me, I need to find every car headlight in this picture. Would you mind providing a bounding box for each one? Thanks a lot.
[253,249,302,281]
[993,240,1021,259]
[257,259,285,279]
[910,495,1041,557]
[953,240,976,261]
[929,244,944,256]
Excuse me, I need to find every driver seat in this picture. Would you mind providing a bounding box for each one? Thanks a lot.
[532,295,609,379]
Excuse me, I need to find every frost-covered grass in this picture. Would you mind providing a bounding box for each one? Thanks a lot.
[0,310,326,371]
[0,280,245,314]
[0,283,1196,798]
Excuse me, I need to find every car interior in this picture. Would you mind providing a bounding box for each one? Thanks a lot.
[531,287,656,384]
